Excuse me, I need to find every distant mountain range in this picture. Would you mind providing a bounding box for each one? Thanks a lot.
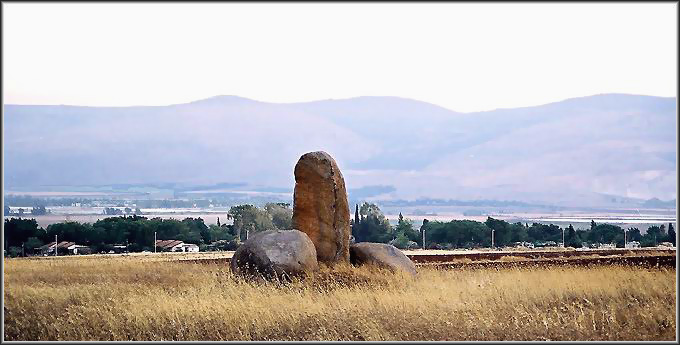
[3,93,676,208]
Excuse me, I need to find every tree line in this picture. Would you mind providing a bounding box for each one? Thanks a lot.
[3,201,676,257]
[3,202,293,256]
[350,203,676,250]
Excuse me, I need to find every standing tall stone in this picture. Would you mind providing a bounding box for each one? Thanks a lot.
[292,151,350,264]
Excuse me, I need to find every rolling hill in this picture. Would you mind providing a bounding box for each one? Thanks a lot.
[3,93,676,208]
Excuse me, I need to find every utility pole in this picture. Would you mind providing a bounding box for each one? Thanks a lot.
[562,228,565,248]
[154,232,157,253]
[55,234,58,256]
[422,228,426,250]
[491,229,495,250]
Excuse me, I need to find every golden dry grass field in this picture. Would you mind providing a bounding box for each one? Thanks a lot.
[3,255,677,341]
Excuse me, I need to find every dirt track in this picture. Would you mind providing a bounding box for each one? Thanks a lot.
[417,255,676,269]
[178,248,676,269]
[406,248,675,263]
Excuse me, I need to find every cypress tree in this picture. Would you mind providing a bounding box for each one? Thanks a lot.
[668,223,676,246]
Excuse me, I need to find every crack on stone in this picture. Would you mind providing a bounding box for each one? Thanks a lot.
[327,154,342,263]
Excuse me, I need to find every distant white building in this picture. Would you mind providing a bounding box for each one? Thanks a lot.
[68,244,92,255]
[155,240,199,252]
[179,243,199,252]
[38,241,91,255]
[625,241,640,249]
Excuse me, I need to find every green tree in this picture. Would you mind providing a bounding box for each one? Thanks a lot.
[359,203,383,218]
[103,207,123,215]
[509,222,529,243]
[666,223,676,246]
[46,221,93,244]
[8,246,22,257]
[265,203,292,230]
[394,213,420,244]
[4,218,45,247]
[641,225,663,247]
[391,232,412,249]
[24,237,43,255]
[182,218,210,244]
[354,202,392,243]
[626,228,642,242]
[565,224,581,247]
[352,205,362,240]
[416,219,491,249]
[208,224,235,242]
[485,217,512,247]
[589,223,624,247]
[228,204,274,242]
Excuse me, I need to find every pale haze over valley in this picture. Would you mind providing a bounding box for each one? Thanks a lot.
[4,93,676,208]
[2,3,677,209]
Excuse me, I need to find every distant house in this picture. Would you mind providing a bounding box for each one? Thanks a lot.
[625,241,640,249]
[182,243,200,252]
[111,245,128,254]
[155,240,199,252]
[598,243,616,249]
[38,241,91,255]
[69,244,92,255]
[38,241,73,255]
[155,240,184,252]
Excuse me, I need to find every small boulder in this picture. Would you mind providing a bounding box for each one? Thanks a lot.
[230,229,319,281]
[349,242,417,277]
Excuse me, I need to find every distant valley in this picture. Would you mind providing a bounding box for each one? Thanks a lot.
[3,93,676,209]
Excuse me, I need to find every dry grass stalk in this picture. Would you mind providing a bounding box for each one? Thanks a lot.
[3,256,676,341]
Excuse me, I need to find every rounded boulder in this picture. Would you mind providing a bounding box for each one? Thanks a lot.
[230,229,319,281]
[349,242,417,277]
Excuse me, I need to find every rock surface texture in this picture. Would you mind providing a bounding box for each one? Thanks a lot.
[292,151,351,264]
[230,229,319,281]
[349,242,418,277]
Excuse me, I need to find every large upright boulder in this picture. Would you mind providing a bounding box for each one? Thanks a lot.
[350,242,417,277]
[292,151,351,264]
[230,229,319,281]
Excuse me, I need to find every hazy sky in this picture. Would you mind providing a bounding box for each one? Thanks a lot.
[2,3,677,112]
